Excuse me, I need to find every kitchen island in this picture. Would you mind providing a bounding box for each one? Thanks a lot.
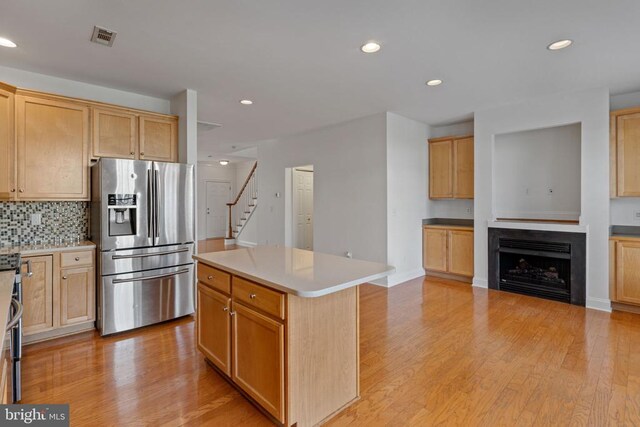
[193,246,394,427]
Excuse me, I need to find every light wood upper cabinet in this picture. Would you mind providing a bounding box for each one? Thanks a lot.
[15,94,89,200]
[448,230,474,277]
[429,140,453,198]
[197,283,231,376]
[423,228,448,272]
[60,265,95,326]
[612,108,640,197]
[0,83,16,200]
[453,137,474,198]
[232,302,285,423]
[22,255,54,335]
[139,115,178,162]
[92,107,137,159]
[429,135,474,199]
[615,240,640,305]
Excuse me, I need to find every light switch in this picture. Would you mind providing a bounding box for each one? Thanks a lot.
[31,213,42,225]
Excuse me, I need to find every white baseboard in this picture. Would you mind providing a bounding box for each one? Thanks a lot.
[586,297,612,312]
[237,240,257,247]
[472,277,488,288]
[385,268,425,287]
[224,238,236,246]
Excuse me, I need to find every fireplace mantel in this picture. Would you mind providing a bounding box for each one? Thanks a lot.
[488,220,588,234]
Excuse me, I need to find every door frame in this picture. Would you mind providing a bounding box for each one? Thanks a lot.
[203,179,232,239]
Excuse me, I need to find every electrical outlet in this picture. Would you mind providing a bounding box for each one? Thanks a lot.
[31,213,42,226]
[466,207,472,214]
[345,251,353,259]
[634,210,640,219]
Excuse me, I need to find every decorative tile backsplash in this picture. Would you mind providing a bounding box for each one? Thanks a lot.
[0,202,90,247]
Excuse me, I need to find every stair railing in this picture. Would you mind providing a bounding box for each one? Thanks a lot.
[227,161,258,239]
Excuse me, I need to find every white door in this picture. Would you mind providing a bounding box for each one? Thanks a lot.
[205,181,231,238]
[292,169,313,250]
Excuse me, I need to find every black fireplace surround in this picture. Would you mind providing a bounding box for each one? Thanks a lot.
[488,228,586,306]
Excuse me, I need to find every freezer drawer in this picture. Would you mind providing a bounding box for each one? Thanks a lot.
[99,264,194,336]
[100,244,194,276]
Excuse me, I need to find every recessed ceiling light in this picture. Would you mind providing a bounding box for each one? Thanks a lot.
[219,160,229,166]
[0,37,17,48]
[426,79,443,86]
[547,39,573,51]
[239,99,253,105]
[360,42,381,54]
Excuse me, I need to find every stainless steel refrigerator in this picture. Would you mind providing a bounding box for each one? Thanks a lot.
[91,158,195,336]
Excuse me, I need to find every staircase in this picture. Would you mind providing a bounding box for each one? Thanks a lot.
[225,161,257,245]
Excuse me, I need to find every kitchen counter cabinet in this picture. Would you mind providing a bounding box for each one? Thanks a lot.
[423,225,474,283]
[194,246,393,427]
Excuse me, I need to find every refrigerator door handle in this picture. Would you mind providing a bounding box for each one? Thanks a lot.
[112,268,190,285]
[147,169,154,239]
[111,248,189,260]
[154,169,160,238]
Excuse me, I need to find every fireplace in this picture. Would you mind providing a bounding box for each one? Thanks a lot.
[489,228,586,306]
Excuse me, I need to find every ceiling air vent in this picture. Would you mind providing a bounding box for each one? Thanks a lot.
[90,26,117,47]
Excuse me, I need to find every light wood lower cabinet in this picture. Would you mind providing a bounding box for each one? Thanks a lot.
[232,302,285,423]
[197,283,231,376]
[22,248,96,343]
[196,264,359,427]
[612,239,640,306]
[423,225,474,282]
[21,255,54,335]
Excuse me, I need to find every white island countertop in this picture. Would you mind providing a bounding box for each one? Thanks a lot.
[194,246,395,297]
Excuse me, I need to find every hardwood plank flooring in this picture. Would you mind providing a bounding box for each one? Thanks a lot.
[21,276,640,426]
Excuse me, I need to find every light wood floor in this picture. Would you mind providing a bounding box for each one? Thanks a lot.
[22,277,640,426]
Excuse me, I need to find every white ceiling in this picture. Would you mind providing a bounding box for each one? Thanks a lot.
[1,0,639,155]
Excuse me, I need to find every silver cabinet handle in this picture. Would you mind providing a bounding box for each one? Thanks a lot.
[249,293,256,299]
[207,275,213,280]
[74,257,80,261]
[229,311,236,316]
[223,307,229,312]
[112,247,189,260]
[112,268,190,284]
[6,299,23,331]
[130,151,135,155]
[19,189,23,193]
[62,276,67,280]
[22,259,33,277]
[10,189,15,192]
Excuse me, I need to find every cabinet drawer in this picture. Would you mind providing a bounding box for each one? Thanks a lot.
[232,277,285,320]
[198,264,231,295]
[60,250,94,268]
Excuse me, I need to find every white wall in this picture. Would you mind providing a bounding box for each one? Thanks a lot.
[196,162,236,240]
[385,113,429,285]
[427,120,474,219]
[494,124,581,221]
[474,88,610,311]
[610,90,640,225]
[257,113,388,264]
[0,65,170,113]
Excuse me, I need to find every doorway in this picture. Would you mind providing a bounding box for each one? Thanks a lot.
[205,180,232,238]
[289,166,314,250]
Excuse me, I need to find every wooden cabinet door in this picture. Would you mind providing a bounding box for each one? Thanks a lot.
[0,84,16,200]
[423,228,448,272]
[429,139,453,198]
[453,137,474,199]
[615,241,640,305]
[15,95,89,200]
[232,302,285,423]
[22,255,54,335]
[139,115,178,162]
[616,112,640,196]
[197,283,231,376]
[92,107,137,159]
[60,266,95,326]
[448,230,474,277]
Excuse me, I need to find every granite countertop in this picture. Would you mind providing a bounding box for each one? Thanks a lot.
[194,246,395,298]
[610,225,640,239]
[422,218,474,228]
[0,240,96,255]
[0,271,15,352]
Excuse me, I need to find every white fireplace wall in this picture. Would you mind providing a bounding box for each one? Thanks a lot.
[494,123,581,221]
[474,88,610,311]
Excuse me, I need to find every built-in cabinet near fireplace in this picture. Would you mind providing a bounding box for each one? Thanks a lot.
[489,228,586,306]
